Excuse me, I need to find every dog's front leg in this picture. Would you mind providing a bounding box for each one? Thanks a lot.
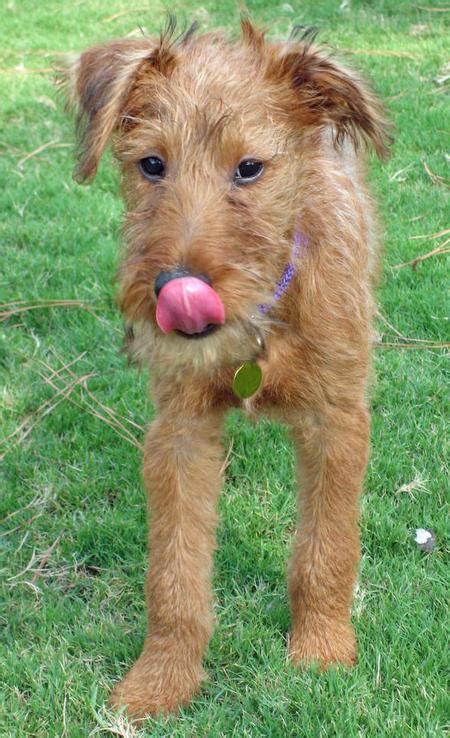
[286,405,369,668]
[110,408,225,718]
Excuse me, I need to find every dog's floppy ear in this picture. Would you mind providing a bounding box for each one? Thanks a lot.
[61,38,157,182]
[271,32,391,159]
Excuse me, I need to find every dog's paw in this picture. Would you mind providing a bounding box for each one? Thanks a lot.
[110,651,205,719]
[289,617,357,669]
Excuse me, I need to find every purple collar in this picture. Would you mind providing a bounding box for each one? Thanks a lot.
[258,230,308,315]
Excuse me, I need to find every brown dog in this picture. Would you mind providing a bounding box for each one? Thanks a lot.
[65,18,389,718]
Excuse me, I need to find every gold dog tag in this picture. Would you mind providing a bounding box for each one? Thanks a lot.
[232,361,262,399]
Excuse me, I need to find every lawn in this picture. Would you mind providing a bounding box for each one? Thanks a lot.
[0,1,448,736]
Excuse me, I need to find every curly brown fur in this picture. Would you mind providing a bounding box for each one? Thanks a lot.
[64,18,390,718]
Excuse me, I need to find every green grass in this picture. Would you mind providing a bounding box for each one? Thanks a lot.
[0,1,448,735]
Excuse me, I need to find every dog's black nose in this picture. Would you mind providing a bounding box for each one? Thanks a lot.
[154,268,211,297]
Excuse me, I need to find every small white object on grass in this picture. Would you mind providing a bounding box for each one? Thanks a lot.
[414,528,436,552]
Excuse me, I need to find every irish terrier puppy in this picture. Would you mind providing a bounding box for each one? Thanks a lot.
[65,18,389,718]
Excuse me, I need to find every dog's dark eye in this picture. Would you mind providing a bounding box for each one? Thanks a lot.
[139,156,165,180]
[234,159,264,184]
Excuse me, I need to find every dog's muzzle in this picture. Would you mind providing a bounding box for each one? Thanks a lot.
[154,268,225,339]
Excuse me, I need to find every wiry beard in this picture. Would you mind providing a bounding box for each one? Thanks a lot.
[124,312,273,381]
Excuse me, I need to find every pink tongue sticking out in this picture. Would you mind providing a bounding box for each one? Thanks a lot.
[156,276,225,335]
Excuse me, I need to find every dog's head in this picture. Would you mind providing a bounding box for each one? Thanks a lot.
[63,18,390,376]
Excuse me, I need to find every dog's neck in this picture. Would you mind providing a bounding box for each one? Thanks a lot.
[232,229,308,400]
[257,230,308,315]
